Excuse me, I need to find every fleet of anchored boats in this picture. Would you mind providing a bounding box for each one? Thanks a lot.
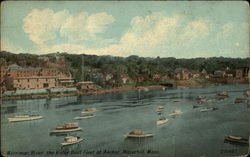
[7,90,250,146]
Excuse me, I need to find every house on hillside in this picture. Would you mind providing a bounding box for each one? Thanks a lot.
[174,68,190,80]
[213,70,225,78]
[225,69,243,79]
[120,74,131,84]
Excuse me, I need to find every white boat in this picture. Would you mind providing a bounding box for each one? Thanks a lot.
[200,107,218,112]
[124,130,153,138]
[81,108,97,114]
[49,123,82,133]
[74,114,96,120]
[61,136,83,146]
[8,115,43,122]
[169,110,182,116]
[156,118,169,125]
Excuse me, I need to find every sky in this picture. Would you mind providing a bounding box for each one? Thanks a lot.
[1,1,249,58]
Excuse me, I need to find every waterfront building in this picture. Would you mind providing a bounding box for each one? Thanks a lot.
[57,77,75,87]
[5,76,57,90]
[77,81,97,91]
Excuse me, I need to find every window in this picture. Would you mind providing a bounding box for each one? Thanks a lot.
[17,79,20,83]
[37,79,39,82]
[28,79,29,82]
[46,78,48,82]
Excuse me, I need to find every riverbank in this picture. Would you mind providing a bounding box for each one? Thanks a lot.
[0,79,232,101]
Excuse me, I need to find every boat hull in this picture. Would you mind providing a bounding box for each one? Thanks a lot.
[49,127,82,133]
[74,115,96,120]
[125,134,153,138]
[81,111,96,114]
[169,112,182,116]
[224,136,249,145]
[8,116,43,122]
[156,119,169,125]
[61,139,83,146]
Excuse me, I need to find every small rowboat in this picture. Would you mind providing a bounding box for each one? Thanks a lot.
[8,115,43,122]
[74,115,96,120]
[156,106,164,112]
[224,136,249,145]
[156,118,169,125]
[81,108,97,114]
[125,130,153,138]
[169,110,182,116]
[172,99,182,102]
[216,92,229,98]
[200,107,218,112]
[61,136,83,146]
[235,98,249,103]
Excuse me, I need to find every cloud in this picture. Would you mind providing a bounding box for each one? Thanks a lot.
[60,12,115,42]
[21,10,212,58]
[23,9,69,44]
[23,9,115,45]
[215,23,233,40]
[83,13,210,57]
[235,42,240,46]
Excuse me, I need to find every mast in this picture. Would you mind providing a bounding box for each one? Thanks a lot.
[81,54,84,82]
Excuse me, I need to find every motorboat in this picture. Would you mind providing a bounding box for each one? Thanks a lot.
[224,135,249,145]
[156,117,169,125]
[49,123,82,133]
[61,136,83,146]
[81,108,97,114]
[235,98,249,103]
[216,92,229,98]
[74,114,96,120]
[156,106,164,112]
[8,115,43,122]
[125,130,153,138]
[169,110,182,116]
[200,107,218,112]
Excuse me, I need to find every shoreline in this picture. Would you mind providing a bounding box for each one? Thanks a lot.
[1,79,247,101]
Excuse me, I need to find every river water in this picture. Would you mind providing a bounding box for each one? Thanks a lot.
[1,83,249,157]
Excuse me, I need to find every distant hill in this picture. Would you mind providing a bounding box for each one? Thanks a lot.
[1,51,249,86]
